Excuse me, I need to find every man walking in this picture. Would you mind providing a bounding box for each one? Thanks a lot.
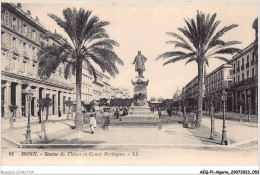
[90,108,97,134]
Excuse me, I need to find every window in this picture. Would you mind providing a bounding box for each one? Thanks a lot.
[233,77,235,83]
[9,13,12,27]
[242,58,244,65]
[5,11,9,25]
[252,68,255,76]
[29,27,32,39]
[1,9,5,22]
[247,55,249,63]
[32,47,35,57]
[23,23,27,35]
[12,17,17,30]
[13,37,17,49]
[23,42,26,52]
[247,70,249,79]
[1,32,5,45]
[229,70,232,75]
[237,60,240,68]
[18,20,22,33]
[242,73,244,81]
[238,75,240,81]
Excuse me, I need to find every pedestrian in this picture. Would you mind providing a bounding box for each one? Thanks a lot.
[114,108,119,119]
[90,108,97,134]
[58,107,61,117]
[158,108,162,119]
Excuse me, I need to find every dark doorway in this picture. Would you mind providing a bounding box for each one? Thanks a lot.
[11,83,16,105]
[63,96,66,114]
[22,93,26,116]
[1,87,5,117]
[31,97,35,116]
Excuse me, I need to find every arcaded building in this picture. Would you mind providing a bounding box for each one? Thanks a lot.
[230,43,258,114]
[1,3,74,119]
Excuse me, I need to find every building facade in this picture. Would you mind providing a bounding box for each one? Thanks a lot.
[1,3,74,119]
[111,87,131,99]
[230,43,258,114]
[71,66,112,103]
[172,87,181,101]
[205,64,233,111]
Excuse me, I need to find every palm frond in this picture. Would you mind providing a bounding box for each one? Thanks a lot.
[213,48,242,55]
[211,24,239,43]
[156,51,188,60]
[211,56,232,64]
[185,57,197,65]
[163,53,196,66]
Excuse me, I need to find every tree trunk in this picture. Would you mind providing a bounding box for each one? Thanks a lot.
[210,105,216,140]
[75,56,83,129]
[41,109,46,140]
[196,62,204,128]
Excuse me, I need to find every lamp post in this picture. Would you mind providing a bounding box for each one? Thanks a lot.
[221,89,229,145]
[247,97,251,122]
[24,90,33,144]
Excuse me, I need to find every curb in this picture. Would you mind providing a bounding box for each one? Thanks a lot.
[2,135,257,150]
[2,136,22,148]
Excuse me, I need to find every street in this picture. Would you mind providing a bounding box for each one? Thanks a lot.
[1,114,258,166]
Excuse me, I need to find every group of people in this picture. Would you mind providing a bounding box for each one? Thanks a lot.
[113,107,129,119]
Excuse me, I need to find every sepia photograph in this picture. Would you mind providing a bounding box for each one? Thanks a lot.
[0,0,259,174]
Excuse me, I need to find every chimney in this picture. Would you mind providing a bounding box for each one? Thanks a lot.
[27,10,31,15]
[36,16,39,21]
[17,3,22,8]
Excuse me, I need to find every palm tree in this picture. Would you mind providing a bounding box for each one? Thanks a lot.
[38,8,123,129]
[157,11,241,127]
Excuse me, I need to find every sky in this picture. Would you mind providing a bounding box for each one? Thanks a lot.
[19,1,258,99]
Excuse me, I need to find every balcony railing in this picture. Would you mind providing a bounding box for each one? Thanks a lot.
[241,65,244,71]
[236,67,240,72]
[12,48,20,56]
[1,43,9,51]
[23,52,30,63]
[246,62,249,68]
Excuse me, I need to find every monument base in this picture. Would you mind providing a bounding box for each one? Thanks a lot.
[117,106,159,126]
[128,106,153,116]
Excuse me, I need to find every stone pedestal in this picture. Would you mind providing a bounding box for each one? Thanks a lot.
[128,106,152,116]
[123,76,158,126]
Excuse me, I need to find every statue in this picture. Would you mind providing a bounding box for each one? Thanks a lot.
[133,51,147,78]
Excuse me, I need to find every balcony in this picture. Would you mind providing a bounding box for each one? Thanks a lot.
[32,58,37,67]
[236,67,240,72]
[12,48,20,55]
[246,62,249,68]
[23,52,30,63]
[1,43,9,51]
[241,65,244,71]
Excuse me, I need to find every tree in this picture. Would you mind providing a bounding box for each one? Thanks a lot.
[8,105,18,128]
[37,8,123,129]
[157,11,241,127]
[65,99,74,120]
[38,97,52,140]
[205,93,220,140]
[98,98,109,106]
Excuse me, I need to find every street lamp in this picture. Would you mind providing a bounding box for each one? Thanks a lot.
[24,90,33,144]
[247,97,251,122]
[221,89,229,145]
